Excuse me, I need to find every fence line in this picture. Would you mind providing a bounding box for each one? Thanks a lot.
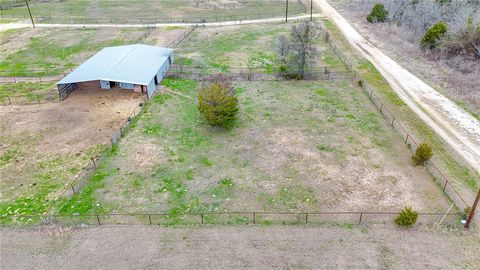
[5,10,306,25]
[315,20,470,208]
[0,64,349,85]
[4,211,462,227]
[166,25,197,48]
[0,92,59,106]
[166,70,349,81]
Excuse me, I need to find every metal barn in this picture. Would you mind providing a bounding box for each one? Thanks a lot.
[57,44,174,100]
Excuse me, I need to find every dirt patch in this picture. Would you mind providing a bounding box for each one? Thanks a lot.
[146,27,189,47]
[1,225,479,269]
[0,88,143,203]
[113,138,167,176]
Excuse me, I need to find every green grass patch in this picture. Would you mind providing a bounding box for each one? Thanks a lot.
[260,184,318,211]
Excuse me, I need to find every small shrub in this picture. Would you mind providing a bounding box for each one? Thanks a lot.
[284,73,304,80]
[420,22,448,49]
[278,64,287,74]
[197,75,239,128]
[358,80,364,87]
[462,206,472,219]
[367,3,388,23]
[395,206,418,226]
[412,142,433,165]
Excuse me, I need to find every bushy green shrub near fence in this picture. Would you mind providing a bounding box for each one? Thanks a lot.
[412,142,433,165]
[394,206,418,226]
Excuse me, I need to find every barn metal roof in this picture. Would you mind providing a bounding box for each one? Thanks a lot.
[58,44,173,85]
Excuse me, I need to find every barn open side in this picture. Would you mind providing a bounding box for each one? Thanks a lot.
[57,44,174,100]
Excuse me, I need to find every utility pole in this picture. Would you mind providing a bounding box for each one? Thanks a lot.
[310,0,313,21]
[464,189,480,229]
[285,0,289,23]
[25,0,35,28]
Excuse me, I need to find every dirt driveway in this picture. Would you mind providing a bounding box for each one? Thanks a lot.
[1,225,479,269]
[314,0,480,174]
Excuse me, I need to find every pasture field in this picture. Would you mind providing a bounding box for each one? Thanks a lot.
[176,24,344,72]
[58,77,450,221]
[0,0,306,22]
[0,27,151,76]
[319,18,480,197]
[0,23,453,225]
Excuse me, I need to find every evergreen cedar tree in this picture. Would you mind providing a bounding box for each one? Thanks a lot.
[421,22,448,49]
[197,75,239,128]
[367,3,388,23]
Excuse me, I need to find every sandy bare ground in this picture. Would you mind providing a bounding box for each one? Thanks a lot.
[1,225,479,269]
[314,0,480,175]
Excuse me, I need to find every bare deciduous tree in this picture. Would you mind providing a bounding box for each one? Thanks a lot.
[276,35,290,65]
[289,22,318,77]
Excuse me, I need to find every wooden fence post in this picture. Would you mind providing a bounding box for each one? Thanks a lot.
[96,215,101,225]
[358,212,363,225]
[253,212,256,224]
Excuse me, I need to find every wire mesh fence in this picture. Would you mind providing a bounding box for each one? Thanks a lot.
[7,10,306,25]
[166,65,350,81]
[4,211,463,227]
